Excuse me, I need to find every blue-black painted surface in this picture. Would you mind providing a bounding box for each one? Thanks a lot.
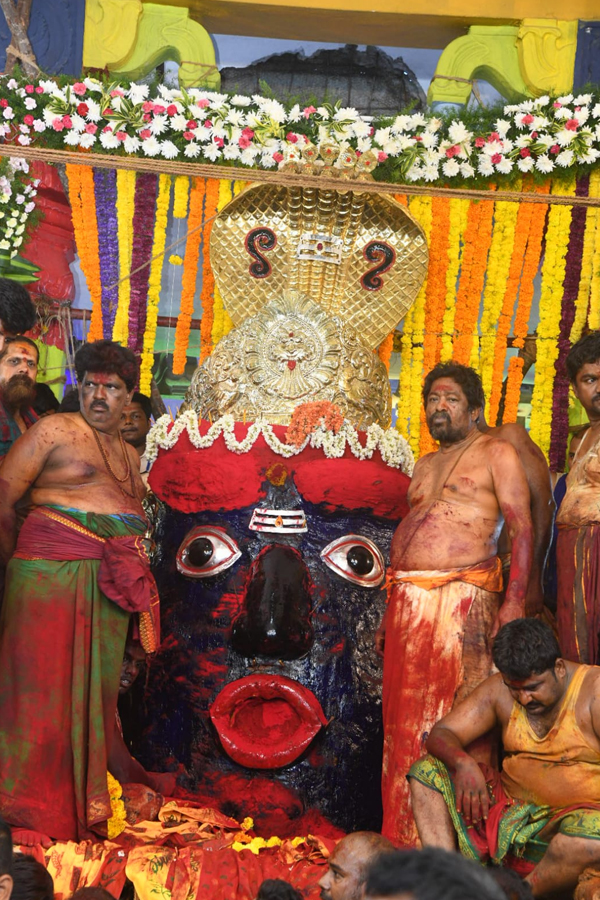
[0,0,85,76]
[573,22,600,90]
[137,479,399,833]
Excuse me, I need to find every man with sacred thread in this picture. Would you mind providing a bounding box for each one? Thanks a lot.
[376,361,533,847]
[0,340,160,844]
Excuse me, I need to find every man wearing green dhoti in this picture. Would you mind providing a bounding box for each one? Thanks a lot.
[0,340,159,843]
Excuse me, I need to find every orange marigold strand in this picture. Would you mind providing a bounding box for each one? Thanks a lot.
[172,177,207,374]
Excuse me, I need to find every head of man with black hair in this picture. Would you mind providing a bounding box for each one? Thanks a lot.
[32,383,59,418]
[11,854,53,900]
[75,340,138,434]
[364,847,504,900]
[492,618,566,715]
[0,816,13,900]
[120,391,152,457]
[0,279,36,354]
[422,361,484,444]
[255,879,303,900]
[566,332,600,424]
[0,335,39,458]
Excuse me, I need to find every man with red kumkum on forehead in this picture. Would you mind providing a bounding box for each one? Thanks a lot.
[0,340,160,846]
[376,361,533,846]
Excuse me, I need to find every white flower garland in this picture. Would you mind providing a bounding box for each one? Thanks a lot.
[146,411,414,474]
[2,75,600,185]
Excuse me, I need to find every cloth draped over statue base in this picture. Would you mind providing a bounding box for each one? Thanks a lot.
[381,557,503,846]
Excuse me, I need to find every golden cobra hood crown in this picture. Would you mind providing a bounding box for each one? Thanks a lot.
[183,183,428,428]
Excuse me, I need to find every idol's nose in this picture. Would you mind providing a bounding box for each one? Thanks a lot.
[231,544,314,660]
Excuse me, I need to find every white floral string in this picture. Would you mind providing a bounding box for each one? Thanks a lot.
[146,411,414,474]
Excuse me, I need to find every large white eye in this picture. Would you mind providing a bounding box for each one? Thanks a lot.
[320,535,385,588]
[177,527,241,578]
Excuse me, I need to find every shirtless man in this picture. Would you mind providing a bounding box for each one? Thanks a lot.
[378,361,533,846]
[556,332,600,665]
[409,618,600,898]
[478,412,553,615]
[0,339,159,844]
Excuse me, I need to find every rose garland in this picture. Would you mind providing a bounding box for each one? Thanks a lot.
[211,179,235,349]
[501,184,550,423]
[549,175,588,470]
[65,164,103,341]
[140,173,171,394]
[478,195,520,402]
[453,196,495,366]
[172,177,206,374]
[571,170,600,342]
[93,167,119,339]
[173,175,189,218]
[199,178,220,362]
[529,179,576,457]
[111,168,136,344]
[440,199,469,362]
[128,171,158,355]
[146,410,415,474]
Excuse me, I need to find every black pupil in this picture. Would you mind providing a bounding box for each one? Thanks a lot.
[187,538,214,567]
[346,546,374,575]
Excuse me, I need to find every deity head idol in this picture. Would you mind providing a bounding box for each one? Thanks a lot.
[137,177,428,836]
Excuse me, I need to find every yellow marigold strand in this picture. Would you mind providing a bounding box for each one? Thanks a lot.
[529,179,575,457]
[571,170,600,342]
[173,175,189,219]
[112,169,136,345]
[440,198,468,363]
[199,178,221,363]
[406,195,432,457]
[140,173,171,394]
[211,180,235,349]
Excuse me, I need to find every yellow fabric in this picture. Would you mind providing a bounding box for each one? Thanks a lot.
[501,664,600,807]
[390,555,503,593]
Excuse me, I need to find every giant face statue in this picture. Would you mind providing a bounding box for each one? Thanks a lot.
[133,179,425,836]
[141,418,411,835]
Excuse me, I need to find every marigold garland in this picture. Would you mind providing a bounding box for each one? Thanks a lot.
[396,303,415,442]
[378,331,395,371]
[173,175,189,219]
[529,178,576,457]
[549,176,588,470]
[211,180,235,349]
[140,173,171,394]
[66,164,103,341]
[173,177,206,374]
[571,170,600,342]
[452,195,495,366]
[199,178,221,363]
[478,193,520,403]
[587,173,600,331]
[422,196,451,371]
[106,772,127,840]
[440,199,469,362]
[111,168,136,345]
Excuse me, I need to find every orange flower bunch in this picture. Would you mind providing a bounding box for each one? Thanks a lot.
[285,401,345,446]
[502,184,550,422]
[452,197,495,365]
[172,177,207,374]
[423,196,451,370]
[199,178,221,363]
[66,164,103,341]
[377,331,395,371]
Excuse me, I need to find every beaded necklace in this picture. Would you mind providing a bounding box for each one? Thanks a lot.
[89,422,137,499]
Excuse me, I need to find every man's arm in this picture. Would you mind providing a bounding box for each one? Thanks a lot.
[426,674,503,823]
[490,440,534,635]
[0,419,57,562]
[499,425,554,614]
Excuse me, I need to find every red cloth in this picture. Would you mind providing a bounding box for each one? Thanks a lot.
[556,525,600,664]
[14,506,160,650]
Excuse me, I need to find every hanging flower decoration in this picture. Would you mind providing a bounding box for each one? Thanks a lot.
[106,772,127,840]
[377,330,395,371]
[66,163,104,341]
[0,155,39,264]
[140,173,171,394]
[2,77,600,185]
[93,167,119,339]
[111,168,136,344]
[128,171,158,355]
[452,197,495,366]
[422,196,451,372]
[199,178,220,362]
[172,177,206,374]
[211,179,234,349]
[403,196,431,457]
[173,175,189,218]
[529,179,576,458]
[571,170,600,342]
[440,199,468,362]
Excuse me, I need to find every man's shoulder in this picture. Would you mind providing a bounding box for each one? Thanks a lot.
[490,422,546,459]
[26,411,84,442]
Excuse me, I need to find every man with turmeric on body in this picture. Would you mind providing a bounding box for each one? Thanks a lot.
[376,362,533,846]
[409,619,600,898]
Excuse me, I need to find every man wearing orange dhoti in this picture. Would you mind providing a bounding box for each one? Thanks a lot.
[376,362,533,846]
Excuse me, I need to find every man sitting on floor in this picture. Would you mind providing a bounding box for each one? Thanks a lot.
[409,618,600,898]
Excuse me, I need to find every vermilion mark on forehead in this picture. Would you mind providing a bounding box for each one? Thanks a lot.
[85,372,118,385]
[430,380,461,394]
